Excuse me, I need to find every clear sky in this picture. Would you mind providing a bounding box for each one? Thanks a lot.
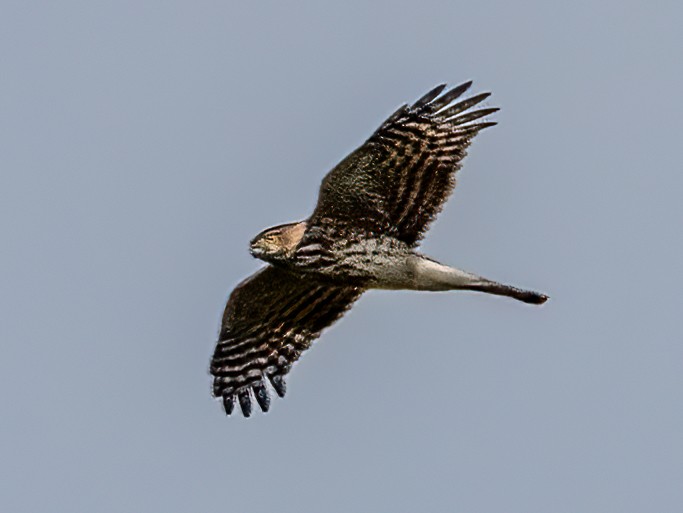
[1,1,682,512]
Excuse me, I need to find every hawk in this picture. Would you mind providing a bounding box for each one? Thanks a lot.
[211,82,548,417]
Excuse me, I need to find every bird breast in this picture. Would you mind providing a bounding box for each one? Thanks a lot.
[292,233,414,288]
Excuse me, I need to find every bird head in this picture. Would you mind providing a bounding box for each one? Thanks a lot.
[250,222,307,263]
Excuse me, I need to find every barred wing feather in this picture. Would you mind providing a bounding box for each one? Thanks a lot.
[211,266,363,416]
[308,81,497,246]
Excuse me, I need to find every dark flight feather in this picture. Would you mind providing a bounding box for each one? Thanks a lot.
[306,81,497,247]
[211,266,363,415]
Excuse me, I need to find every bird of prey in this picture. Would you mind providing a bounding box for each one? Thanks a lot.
[211,81,548,417]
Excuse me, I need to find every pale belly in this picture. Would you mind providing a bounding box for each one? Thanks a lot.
[292,236,417,289]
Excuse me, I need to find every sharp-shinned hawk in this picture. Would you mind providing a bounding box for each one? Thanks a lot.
[211,82,548,417]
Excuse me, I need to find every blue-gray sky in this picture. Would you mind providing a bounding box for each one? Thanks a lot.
[2,1,682,512]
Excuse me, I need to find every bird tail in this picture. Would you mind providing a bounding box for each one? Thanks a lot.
[463,282,548,305]
[409,255,548,305]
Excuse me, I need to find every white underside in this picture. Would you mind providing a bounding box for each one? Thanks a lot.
[370,254,489,291]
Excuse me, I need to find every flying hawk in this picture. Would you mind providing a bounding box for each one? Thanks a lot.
[211,82,548,417]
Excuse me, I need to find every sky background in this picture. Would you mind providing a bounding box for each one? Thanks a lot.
[1,1,682,512]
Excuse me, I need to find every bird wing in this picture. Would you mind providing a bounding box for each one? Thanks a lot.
[307,82,497,247]
[211,265,363,416]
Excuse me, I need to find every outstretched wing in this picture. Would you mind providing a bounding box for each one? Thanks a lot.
[211,265,363,417]
[308,81,497,246]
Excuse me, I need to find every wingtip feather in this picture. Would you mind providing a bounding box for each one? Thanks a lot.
[222,394,235,415]
[269,374,287,398]
[253,382,271,412]
[238,389,252,417]
[427,81,474,111]
[447,107,499,125]
[437,92,492,118]
[413,84,447,109]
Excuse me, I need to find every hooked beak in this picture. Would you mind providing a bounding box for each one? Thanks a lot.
[249,243,264,258]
